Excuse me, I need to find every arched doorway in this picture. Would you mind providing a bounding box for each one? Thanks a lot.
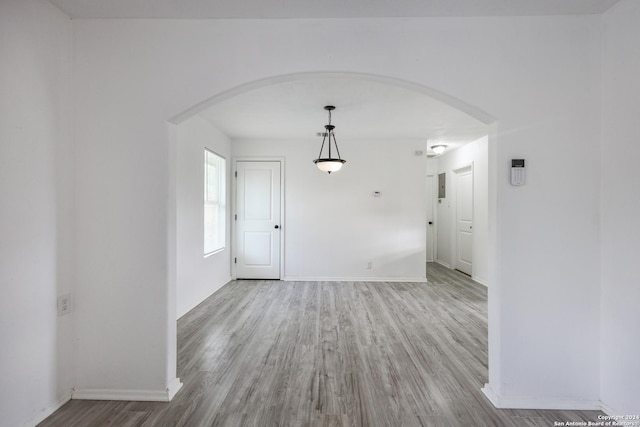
[167,71,498,399]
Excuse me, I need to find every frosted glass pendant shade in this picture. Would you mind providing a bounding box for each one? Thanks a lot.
[313,105,346,174]
[314,158,346,174]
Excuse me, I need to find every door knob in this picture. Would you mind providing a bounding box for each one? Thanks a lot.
[274,225,280,229]
[428,221,433,225]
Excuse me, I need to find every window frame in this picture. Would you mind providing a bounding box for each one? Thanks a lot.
[204,148,226,257]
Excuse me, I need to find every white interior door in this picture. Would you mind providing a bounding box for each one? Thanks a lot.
[455,166,473,276]
[426,175,435,262]
[235,161,281,279]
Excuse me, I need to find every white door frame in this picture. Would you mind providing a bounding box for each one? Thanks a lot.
[231,157,285,280]
[426,174,436,263]
[452,163,474,274]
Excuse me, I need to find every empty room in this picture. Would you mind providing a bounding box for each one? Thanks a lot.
[1,0,639,426]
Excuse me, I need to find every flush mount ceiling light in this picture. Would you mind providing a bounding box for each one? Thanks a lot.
[313,105,346,174]
[431,144,448,155]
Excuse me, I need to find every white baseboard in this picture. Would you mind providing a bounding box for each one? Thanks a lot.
[435,260,451,268]
[166,377,183,400]
[177,278,233,319]
[472,276,488,287]
[23,392,72,427]
[481,383,501,407]
[599,401,624,417]
[283,276,428,283]
[482,383,602,411]
[73,379,183,402]
[431,261,487,287]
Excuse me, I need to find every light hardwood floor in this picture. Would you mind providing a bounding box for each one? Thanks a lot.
[39,263,604,426]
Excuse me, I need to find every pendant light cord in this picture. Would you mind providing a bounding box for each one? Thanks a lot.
[317,132,327,159]
[328,108,342,160]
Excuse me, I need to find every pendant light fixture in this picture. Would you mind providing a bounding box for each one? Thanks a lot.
[313,105,346,174]
[431,144,447,155]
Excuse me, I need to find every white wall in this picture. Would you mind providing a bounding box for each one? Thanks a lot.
[0,1,74,425]
[600,0,640,415]
[70,15,602,407]
[176,115,232,318]
[425,157,438,262]
[426,157,438,176]
[435,137,489,285]
[232,138,427,281]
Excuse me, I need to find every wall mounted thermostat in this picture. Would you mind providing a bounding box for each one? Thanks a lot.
[511,159,525,186]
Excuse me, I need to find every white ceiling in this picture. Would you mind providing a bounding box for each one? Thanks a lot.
[48,0,620,19]
[197,77,488,152]
[50,1,618,153]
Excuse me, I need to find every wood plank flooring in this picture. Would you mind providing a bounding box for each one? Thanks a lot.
[39,263,604,426]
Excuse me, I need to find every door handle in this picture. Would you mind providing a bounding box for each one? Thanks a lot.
[428,221,433,225]
[274,225,280,229]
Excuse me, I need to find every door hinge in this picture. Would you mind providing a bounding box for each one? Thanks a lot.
[234,257,237,264]
[235,171,237,178]
[234,214,237,220]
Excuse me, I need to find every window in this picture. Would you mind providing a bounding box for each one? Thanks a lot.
[204,149,226,255]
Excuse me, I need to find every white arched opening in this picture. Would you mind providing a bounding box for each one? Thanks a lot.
[166,71,499,400]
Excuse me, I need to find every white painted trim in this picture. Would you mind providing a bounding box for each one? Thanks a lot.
[599,401,621,417]
[426,174,436,263]
[435,259,451,269]
[435,265,488,287]
[72,386,179,402]
[166,377,183,401]
[472,276,488,287]
[452,162,474,275]
[22,392,72,427]
[283,276,428,283]
[481,383,501,407]
[232,157,286,280]
[177,278,233,320]
[481,384,601,411]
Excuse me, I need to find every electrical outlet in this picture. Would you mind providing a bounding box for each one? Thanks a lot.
[57,294,71,316]
[366,261,373,270]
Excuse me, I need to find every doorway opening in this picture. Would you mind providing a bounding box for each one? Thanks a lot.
[428,138,489,287]
[454,164,474,276]
[168,71,498,404]
[233,160,284,280]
